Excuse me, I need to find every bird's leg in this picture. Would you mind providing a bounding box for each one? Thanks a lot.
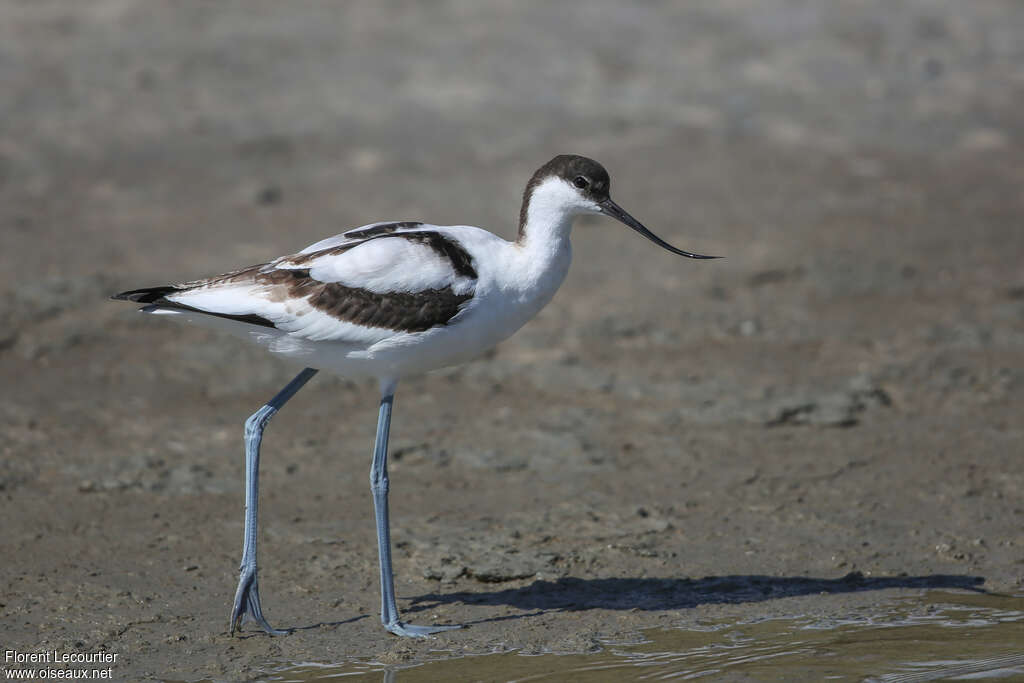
[230,367,318,636]
[370,384,462,638]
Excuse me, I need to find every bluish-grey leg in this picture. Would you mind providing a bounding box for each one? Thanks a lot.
[230,367,318,635]
[370,383,462,637]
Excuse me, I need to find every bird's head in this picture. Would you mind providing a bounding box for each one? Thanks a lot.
[520,154,718,259]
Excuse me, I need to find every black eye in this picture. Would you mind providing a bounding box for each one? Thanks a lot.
[573,175,590,189]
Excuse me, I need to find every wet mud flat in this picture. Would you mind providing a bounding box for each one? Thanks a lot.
[1,1,1023,681]
[260,591,1024,681]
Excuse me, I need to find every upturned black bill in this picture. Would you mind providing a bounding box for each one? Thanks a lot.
[600,199,719,259]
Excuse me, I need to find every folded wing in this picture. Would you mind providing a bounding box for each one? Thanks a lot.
[113,225,479,345]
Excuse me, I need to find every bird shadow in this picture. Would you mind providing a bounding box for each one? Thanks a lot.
[403,571,985,618]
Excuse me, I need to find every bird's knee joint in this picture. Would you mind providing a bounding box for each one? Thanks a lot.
[244,407,276,434]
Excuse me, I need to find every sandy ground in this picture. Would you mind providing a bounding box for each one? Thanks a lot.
[1,1,1022,680]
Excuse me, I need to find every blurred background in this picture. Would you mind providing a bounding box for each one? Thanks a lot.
[1,1,1022,679]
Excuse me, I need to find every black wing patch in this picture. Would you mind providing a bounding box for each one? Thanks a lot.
[258,268,472,333]
[112,286,180,304]
[396,232,478,279]
[342,221,423,240]
[282,229,478,281]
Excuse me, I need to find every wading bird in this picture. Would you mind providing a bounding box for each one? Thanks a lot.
[113,154,717,637]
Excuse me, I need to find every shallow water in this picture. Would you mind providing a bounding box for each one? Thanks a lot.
[260,590,1024,682]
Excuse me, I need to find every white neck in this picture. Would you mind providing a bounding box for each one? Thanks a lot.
[517,177,585,253]
[504,176,587,306]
